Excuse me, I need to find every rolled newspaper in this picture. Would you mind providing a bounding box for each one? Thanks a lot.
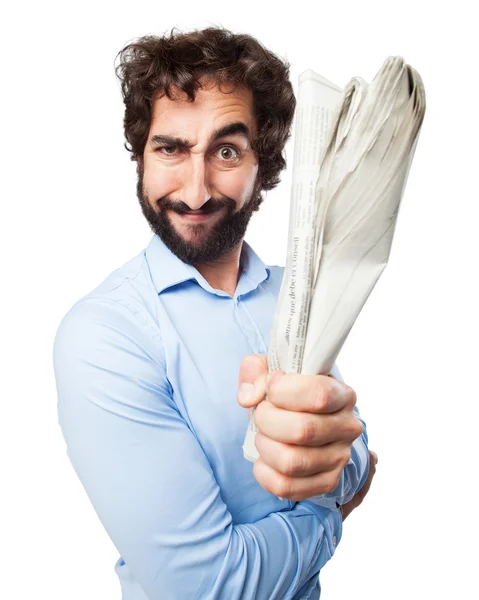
[243,57,426,463]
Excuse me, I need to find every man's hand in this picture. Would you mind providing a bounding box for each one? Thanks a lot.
[340,450,378,521]
[237,354,364,501]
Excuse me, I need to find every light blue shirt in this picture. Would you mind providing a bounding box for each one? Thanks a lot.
[53,234,370,600]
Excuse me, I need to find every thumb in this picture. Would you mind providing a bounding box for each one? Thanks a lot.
[237,354,268,409]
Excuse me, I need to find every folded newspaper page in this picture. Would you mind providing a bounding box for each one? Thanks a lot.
[243,57,426,462]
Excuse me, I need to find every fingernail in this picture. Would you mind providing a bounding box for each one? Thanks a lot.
[238,382,255,405]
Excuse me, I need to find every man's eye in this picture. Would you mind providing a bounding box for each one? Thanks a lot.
[215,146,240,161]
[158,146,178,155]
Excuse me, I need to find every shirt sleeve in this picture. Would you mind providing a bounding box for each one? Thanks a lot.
[308,363,371,511]
[53,296,342,600]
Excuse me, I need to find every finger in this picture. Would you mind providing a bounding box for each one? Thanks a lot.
[267,372,356,414]
[253,457,344,501]
[237,354,268,408]
[238,354,268,385]
[254,432,351,477]
[254,399,364,446]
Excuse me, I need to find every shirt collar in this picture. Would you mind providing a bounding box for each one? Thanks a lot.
[145,234,270,297]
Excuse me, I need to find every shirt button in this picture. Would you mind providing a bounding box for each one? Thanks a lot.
[332,535,337,545]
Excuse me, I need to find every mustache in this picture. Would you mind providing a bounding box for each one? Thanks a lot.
[158,197,235,215]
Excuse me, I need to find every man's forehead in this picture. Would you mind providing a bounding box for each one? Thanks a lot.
[150,81,255,124]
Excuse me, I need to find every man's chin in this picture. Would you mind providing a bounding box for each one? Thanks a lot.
[174,229,211,248]
[154,223,220,264]
[169,219,213,243]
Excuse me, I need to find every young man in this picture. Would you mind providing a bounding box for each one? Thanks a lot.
[53,27,376,600]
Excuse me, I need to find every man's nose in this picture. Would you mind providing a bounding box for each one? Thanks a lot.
[180,156,211,210]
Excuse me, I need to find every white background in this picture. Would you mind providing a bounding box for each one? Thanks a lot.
[1,1,478,598]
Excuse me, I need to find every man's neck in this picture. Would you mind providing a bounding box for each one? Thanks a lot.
[195,242,243,297]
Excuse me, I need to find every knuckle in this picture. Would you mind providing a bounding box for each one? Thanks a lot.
[295,416,316,443]
[341,448,352,466]
[352,418,364,438]
[282,448,304,476]
[346,417,363,440]
[275,476,293,499]
[347,386,358,407]
[308,380,328,412]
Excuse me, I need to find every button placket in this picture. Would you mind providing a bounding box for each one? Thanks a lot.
[234,299,267,354]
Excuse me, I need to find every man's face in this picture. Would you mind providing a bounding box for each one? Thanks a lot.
[138,80,262,265]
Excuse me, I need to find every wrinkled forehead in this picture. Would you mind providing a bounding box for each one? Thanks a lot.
[149,80,257,137]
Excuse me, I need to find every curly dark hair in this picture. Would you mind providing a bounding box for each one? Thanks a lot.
[115,27,296,192]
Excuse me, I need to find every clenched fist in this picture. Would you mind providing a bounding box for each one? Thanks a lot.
[237,354,364,501]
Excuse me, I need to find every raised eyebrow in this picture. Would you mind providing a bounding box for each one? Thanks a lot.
[212,122,250,142]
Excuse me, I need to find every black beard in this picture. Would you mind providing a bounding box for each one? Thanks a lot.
[136,164,264,265]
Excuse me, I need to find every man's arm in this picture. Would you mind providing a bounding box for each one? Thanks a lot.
[53,297,341,600]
